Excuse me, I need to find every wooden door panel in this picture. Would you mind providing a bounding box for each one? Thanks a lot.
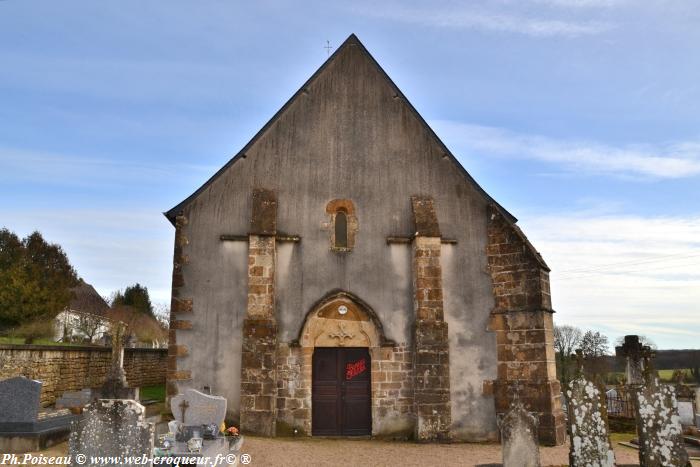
[312,347,371,436]
[312,348,340,435]
[340,348,371,436]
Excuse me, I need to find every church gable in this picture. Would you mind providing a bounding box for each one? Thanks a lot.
[165,34,514,225]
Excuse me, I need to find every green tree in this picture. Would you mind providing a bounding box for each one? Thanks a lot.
[580,330,610,357]
[111,283,153,316]
[0,229,79,328]
[580,330,611,382]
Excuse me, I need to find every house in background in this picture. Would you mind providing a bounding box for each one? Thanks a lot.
[54,280,111,344]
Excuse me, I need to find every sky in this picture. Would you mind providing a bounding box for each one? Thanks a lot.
[1,0,698,349]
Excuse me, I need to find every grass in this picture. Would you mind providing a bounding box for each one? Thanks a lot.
[0,336,86,346]
[610,432,636,444]
[657,368,692,381]
[605,368,694,383]
[141,384,166,402]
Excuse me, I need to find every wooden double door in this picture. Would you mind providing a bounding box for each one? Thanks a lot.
[312,347,371,436]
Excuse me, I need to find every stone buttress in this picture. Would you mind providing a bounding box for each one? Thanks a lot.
[410,196,452,441]
[487,205,566,446]
[240,189,279,436]
[167,214,193,399]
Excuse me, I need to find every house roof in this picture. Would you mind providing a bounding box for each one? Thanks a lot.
[164,33,517,225]
[69,281,109,316]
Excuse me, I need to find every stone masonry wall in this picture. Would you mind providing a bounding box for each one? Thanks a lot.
[240,234,278,436]
[0,345,166,407]
[487,205,566,445]
[275,344,312,435]
[412,234,451,441]
[167,213,194,397]
[371,344,414,439]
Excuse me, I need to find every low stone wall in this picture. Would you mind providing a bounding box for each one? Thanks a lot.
[0,344,167,407]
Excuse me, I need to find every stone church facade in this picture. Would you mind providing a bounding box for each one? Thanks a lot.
[165,34,566,445]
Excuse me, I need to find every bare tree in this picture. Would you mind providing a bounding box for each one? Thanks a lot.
[105,305,168,348]
[152,303,170,330]
[553,324,583,388]
[75,312,106,344]
[554,324,583,356]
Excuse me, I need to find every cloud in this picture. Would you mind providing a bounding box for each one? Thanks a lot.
[351,1,612,37]
[0,147,217,189]
[431,120,700,179]
[520,212,700,348]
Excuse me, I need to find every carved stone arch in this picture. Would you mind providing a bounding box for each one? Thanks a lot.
[293,290,395,348]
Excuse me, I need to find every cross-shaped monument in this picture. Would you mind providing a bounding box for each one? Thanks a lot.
[615,335,648,385]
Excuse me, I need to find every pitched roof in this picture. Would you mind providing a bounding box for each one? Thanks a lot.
[165,34,516,225]
[69,280,109,316]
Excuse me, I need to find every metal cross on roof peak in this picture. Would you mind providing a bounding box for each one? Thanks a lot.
[324,40,334,57]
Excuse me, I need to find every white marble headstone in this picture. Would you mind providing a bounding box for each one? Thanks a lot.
[171,388,226,426]
[677,400,694,426]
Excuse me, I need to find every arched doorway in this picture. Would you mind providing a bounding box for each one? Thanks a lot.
[296,291,389,436]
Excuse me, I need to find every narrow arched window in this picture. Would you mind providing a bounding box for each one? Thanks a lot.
[326,199,356,252]
[334,210,348,248]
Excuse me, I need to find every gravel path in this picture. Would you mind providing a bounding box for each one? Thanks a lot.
[20,437,699,466]
[241,436,649,467]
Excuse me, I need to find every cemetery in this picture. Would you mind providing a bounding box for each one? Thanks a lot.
[0,9,698,466]
[0,328,697,465]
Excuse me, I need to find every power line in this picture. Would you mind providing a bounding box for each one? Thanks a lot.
[557,258,700,280]
[558,253,700,275]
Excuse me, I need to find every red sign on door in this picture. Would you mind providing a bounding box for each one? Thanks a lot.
[345,358,367,380]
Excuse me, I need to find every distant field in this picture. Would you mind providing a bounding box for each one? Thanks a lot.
[657,368,692,381]
[606,368,693,383]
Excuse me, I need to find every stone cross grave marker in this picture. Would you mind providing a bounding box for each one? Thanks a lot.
[498,386,541,467]
[170,388,227,426]
[616,335,646,385]
[631,348,690,467]
[100,321,132,399]
[68,399,154,467]
[566,354,616,467]
[0,376,41,426]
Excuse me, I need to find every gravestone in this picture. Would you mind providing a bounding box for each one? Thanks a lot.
[0,376,78,453]
[566,360,616,467]
[677,400,694,427]
[155,388,240,466]
[100,322,136,399]
[0,376,41,425]
[498,399,540,467]
[68,399,154,467]
[631,349,690,467]
[56,389,94,412]
[170,388,227,426]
